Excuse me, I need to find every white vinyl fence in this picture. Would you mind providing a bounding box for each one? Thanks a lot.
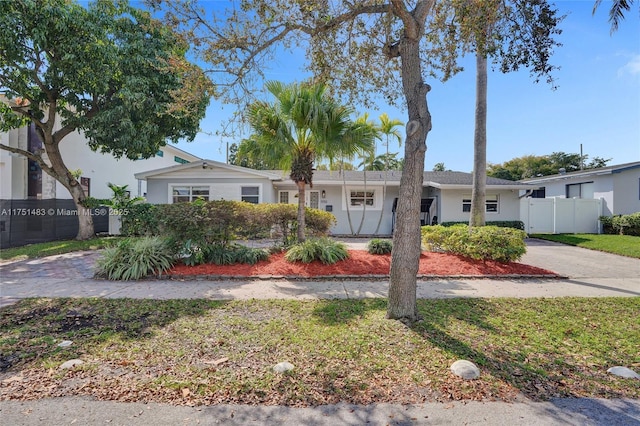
[520,197,603,234]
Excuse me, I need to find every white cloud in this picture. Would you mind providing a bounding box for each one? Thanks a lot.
[618,54,640,77]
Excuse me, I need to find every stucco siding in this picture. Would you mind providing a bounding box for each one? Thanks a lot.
[440,189,521,223]
[613,169,640,214]
[146,177,277,204]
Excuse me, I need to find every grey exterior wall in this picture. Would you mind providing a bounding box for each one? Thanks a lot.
[439,189,522,223]
[530,167,640,216]
[145,177,278,204]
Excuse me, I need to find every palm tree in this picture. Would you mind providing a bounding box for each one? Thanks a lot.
[374,113,403,235]
[593,0,636,33]
[359,152,386,171]
[469,49,488,228]
[239,81,376,242]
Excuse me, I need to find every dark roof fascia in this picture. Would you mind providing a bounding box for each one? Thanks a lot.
[520,161,640,183]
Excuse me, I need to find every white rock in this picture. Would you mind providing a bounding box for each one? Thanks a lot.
[273,362,294,373]
[607,366,640,379]
[450,360,480,380]
[60,359,84,370]
[57,340,73,348]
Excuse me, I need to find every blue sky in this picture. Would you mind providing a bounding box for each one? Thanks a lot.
[170,1,639,172]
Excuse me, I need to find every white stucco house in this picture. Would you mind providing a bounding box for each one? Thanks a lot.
[520,161,640,216]
[135,159,533,236]
[0,123,200,247]
[0,124,201,201]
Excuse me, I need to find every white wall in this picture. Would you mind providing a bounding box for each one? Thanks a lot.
[612,169,640,214]
[440,189,521,223]
[527,167,640,216]
[56,137,199,199]
[1,124,200,201]
[0,128,28,199]
[520,197,603,234]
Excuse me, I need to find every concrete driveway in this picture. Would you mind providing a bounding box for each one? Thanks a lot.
[521,238,640,279]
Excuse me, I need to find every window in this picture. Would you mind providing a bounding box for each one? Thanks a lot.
[156,150,164,157]
[279,191,289,203]
[462,194,499,213]
[566,182,594,199]
[531,187,546,198]
[241,186,260,204]
[350,190,375,207]
[174,156,189,164]
[172,186,209,203]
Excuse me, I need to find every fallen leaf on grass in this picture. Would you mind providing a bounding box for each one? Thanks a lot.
[203,357,229,366]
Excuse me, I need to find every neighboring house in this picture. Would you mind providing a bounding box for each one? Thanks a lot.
[519,161,640,216]
[0,123,200,247]
[136,159,533,236]
[0,124,201,201]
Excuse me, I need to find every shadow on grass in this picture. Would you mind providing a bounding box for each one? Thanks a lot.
[312,298,386,325]
[0,297,226,371]
[312,298,638,402]
[411,299,638,401]
[531,235,591,246]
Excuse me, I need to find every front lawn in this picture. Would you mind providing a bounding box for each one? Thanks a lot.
[1,297,638,405]
[0,237,119,262]
[531,234,640,258]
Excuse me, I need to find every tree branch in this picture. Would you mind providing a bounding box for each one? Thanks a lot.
[0,143,55,176]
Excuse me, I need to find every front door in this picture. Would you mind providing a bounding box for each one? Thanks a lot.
[308,191,320,209]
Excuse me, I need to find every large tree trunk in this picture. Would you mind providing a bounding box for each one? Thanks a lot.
[469,51,487,228]
[296,180,306,242]
[42,126,95,240]
[388,36,432,321]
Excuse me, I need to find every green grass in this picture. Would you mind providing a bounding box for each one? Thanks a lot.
[531,234,640,258]
[1,297,638,405]
[0,237,119,261]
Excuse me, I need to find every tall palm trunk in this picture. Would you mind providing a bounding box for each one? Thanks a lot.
[296,180,307,242]
[355,169,368,235]
[341,163,356,235]
[469,50,488,227]
[374,140,391,235]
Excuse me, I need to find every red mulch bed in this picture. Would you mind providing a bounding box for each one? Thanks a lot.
[167,250,557,277]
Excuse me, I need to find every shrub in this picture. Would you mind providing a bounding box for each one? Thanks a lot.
[285,237,349,264]
[601,212,640,236]
[94,237,175,280]
[440,220,525,231]
[180,241,269,266]
[142,201,337,249]
[162,199,244,247]
[421,224,527,262]
[367,238,393,255]
[305,208,337,236]
[233,245,270,265]
[121,203,159,236]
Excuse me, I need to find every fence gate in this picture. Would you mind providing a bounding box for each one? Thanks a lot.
[520,197,603,234]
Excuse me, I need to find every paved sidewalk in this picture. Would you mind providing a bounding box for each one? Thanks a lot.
[1,396,639,425]
[1,239,639,306]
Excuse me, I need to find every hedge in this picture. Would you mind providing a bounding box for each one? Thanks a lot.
[121,200,336,246]
[439,220,525,231]
[421,224,527,262]
[599,212,640,236]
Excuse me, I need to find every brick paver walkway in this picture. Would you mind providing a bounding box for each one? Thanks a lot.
[0,251,100,280]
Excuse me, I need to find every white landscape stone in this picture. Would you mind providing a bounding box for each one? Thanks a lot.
[57,340,73,348]
[607,366,640,379]
[60,359,84,370]
[450,360,480,380]
[273,362,294,373]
